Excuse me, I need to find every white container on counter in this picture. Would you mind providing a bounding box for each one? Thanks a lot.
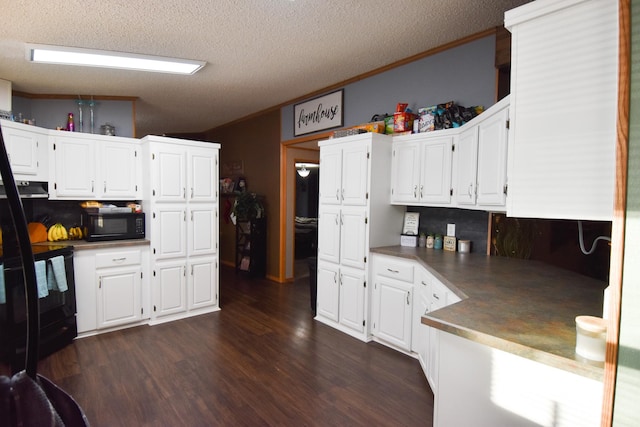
[575,315,607,362]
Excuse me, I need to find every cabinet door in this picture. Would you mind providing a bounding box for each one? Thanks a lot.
[427,281,447,390]
[188,204,216,256]
[339,206,367,270]
[317,207,341,264]
[100,141,139,199]
[412,271,431,360]
[316,261,340,322]
[153,260,187,318]
[188,256,217,310]
[1,125,39,176]
[73,251,97,334]
[153,145,186,202]
[189,147,217,202]
[390,141,421,204]
[374,277,413,351]
[454,127,478,206]
[96,266,142,329]
[152,207,187,259]
[339,267,366,334]
[506,0,617,220]
[340,142,369,206]
[318,145,342,205]
[478,109,509,206]
[420,136,453,204]
[52,138,96,198]
[476,107,508,207]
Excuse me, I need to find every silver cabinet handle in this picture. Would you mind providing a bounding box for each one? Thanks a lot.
[112,257,126,263]
[91,180,94,192]
[341,188,345,201]
[406,291,410,305]
[421,281,427,286]
[333,272,337,283]
[336,189,340,201]
[420,185,424,199]
[104,181,107,193]
[468,183,473,197]
[413,185,417,198]
[386,268,399,274]
[433,293,440,300]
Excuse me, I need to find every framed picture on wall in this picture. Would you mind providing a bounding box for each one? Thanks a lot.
[294,90,343,136]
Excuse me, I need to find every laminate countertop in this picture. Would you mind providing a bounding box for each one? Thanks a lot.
[32,239,150,251]
[370,246,607,380]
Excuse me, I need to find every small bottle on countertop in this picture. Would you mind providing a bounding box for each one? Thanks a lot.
[67,112,75,132]
[426,234,434,249]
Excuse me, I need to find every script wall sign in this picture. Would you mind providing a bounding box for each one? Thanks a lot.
[294,90,343,136]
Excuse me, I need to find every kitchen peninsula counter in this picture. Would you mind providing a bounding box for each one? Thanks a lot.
[370,246,607,380]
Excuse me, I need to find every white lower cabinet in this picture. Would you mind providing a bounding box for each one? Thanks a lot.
[370,253,462,390]
[74,246,150,336]
[153,259,188,318]
[151,256,219,322]
[97,265,142,329]
[371,255,415,352]
[413,269,431,373]
[188,256,218,310]
[316,261,366,336]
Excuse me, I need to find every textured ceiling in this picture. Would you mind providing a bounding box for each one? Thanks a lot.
[0,0,531,138]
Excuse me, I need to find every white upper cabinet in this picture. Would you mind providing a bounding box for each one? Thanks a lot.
[454,126,479,206]
[51,136,96,198]
[391,132,455,206]
[100,140,140,199]
[0,119,49,181]
[318,140,369,206]
[50,131,141,200]
[505,0,618,220]
[454,97,510,209]
[153,144,187,202]
[188,147,217,203]
[476,105,509,207]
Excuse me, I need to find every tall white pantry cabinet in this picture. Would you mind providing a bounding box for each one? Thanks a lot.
[315,132,404,341]
[142,135,221,325]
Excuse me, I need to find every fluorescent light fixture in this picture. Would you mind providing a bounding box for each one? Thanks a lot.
[26,44,205,75]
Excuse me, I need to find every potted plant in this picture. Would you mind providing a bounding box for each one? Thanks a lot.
[232,192,264,222]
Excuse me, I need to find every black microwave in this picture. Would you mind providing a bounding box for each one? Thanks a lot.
[84,212,145,242]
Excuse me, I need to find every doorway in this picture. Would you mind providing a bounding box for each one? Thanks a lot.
[294,162,319,279]
[280,134,327,282]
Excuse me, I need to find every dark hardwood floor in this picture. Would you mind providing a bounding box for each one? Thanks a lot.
[4,264,434,426]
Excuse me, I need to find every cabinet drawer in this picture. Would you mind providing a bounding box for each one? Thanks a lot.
[376,258,414,283]
[95,250,141,269]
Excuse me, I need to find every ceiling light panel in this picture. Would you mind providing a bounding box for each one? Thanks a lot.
[26,44,205,75]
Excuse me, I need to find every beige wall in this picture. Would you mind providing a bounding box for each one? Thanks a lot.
[204,109,281,280]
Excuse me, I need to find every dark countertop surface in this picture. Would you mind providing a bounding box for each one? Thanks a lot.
[370,246,607,380]
[1,239,149,260]
[31,239,150,251]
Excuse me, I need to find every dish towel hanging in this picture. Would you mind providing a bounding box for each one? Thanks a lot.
[0,264,5,304]
[35,260,49,298]
[46,256,68,292]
